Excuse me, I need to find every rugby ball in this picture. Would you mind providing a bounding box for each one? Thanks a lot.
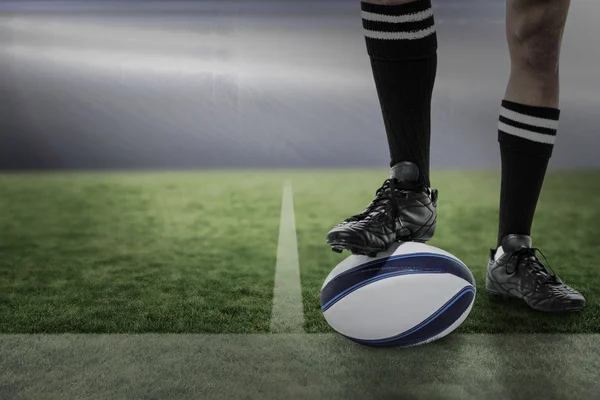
[321,242,475,347]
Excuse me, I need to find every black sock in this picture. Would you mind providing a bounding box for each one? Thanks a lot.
[361,0,437,187]
[497,100,560,246]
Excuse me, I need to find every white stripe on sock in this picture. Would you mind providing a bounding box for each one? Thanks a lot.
[500,107,559,130]
[361,8,434,24]
[364,26,436,41]
[498,121,557,145]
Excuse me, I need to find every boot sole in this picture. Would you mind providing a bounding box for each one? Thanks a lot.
[327,233,426,258]
[486,288,585,313]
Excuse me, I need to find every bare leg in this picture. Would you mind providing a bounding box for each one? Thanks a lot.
[505,0,571,108]
[486,0,584,314]
[497,0,571,244]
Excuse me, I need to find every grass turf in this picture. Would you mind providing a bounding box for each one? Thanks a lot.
[1,169,599,333]
[2,334,599,400]
[0,171,283,333]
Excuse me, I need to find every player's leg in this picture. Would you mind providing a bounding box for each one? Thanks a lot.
[326,0,438,256]
[486,0,585,312]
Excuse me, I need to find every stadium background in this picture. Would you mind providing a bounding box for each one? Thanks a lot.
[2,0,599,170]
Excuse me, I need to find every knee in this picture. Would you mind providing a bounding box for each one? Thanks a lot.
[508,2,566,77]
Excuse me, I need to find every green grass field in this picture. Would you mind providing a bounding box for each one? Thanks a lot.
[1,169,599,334]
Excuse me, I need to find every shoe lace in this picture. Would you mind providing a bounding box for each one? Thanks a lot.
[506,247,559,285]
[346,179,424,222]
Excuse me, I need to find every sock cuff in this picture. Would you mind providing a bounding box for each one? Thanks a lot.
[361,0,437,60]
[498,100,560,158]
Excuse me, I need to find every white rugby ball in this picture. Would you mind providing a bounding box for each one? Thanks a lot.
[321,242,475,347]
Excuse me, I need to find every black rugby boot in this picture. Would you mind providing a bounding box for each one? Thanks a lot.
[486,234,585,313]
[326,161,438,257]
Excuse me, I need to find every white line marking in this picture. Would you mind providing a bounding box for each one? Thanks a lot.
[270,179,304,333]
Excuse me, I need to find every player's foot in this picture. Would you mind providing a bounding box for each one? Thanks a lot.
[486,234,585,312]
[326,161,437,256]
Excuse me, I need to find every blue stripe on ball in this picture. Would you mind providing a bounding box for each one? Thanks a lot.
[320,253,474,312]
[321,269,440,312]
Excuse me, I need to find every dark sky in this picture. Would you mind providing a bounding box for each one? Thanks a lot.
[1,0,599,170]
